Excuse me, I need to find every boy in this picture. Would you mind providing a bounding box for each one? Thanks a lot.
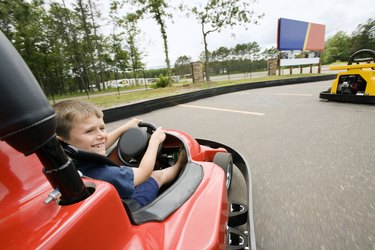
[54,99,186,207]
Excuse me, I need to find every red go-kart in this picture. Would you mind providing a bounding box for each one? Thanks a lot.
[0,31,255,249]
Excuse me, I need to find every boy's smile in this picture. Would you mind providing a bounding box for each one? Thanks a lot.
[64,115,108,155]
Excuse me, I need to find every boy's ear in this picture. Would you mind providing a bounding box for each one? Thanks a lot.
[56,135,67,143]
[56,135,70,149]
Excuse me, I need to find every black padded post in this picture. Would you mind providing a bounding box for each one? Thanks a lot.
[0,31,89,204]
[0,31,56,155]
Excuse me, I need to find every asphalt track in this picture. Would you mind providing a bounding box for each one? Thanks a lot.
[107,80,375,250]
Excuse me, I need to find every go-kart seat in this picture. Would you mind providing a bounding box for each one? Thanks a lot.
[61,143,203,225]
[61,142,143,207]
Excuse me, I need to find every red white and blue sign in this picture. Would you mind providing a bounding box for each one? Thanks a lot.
[277,18,325,51]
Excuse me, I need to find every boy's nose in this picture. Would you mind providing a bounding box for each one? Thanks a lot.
[96,130,106,138]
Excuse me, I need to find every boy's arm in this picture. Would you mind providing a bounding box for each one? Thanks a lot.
[105,118,141,149]
[132,127,165,186]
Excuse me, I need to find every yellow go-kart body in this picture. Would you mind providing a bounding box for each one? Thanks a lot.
[320,49,375,104]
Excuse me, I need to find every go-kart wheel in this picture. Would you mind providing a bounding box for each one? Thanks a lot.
[228,201,248,227]
[226,226,248,249]
[117,122,161,167]
[213,152,233,190]
[348,49,375,65]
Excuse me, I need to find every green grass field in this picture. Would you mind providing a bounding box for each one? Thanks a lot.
[50,73,325,109]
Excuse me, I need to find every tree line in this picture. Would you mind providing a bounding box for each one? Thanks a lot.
[0,0,373,98]
[174,42,278,77]
[322,19,375,64]
[0,0,263,97]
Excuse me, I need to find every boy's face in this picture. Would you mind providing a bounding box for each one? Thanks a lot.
[63,115,108,155]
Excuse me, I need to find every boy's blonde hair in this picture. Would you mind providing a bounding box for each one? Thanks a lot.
[54,100,103,139]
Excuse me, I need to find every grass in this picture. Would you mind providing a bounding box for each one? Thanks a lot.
[50,73,325,109]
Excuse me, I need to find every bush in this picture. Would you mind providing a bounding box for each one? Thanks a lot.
[154,74,170,88]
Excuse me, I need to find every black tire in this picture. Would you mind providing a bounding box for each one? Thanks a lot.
[226,226,248,249]
[213,152,233,190]
[228,201,248,227]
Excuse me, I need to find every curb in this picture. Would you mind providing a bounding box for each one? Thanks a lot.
[103,74,335,123]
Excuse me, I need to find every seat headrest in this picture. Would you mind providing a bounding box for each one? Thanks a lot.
[0,31,56,155]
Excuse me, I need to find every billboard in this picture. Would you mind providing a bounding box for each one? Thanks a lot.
[277,18,325,51]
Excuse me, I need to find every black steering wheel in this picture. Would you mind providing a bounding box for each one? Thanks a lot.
[348,49,375,65]
[117,122,162,167]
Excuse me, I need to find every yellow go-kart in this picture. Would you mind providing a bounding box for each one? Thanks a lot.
[320,49,375,104]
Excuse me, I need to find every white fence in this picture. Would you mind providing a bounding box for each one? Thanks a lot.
[98,76,180,89]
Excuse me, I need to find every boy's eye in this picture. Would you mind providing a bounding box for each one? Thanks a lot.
[85,129,94,134]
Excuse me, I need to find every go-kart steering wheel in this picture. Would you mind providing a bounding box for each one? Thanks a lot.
[117,122,162,167]
[348,49,375,65]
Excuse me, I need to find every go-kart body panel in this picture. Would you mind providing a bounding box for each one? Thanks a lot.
[330,65,375,95]
[163,129,228,162]
[0,135,231,249]
[320,50,375,104]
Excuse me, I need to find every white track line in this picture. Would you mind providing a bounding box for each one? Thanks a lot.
[178,104,265,116]
[274,93,313,96]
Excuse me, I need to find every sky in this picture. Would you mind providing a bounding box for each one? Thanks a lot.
[103,0,375,68]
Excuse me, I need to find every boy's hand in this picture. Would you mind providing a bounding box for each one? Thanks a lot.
[150,127,166,144]
[126,118,141,128]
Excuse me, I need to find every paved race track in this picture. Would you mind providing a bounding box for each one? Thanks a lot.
[108,80,375,250]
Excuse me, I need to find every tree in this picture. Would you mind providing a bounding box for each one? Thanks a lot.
[323,31,351,64]
[87,0,107,90]
[247,42,261,61]
[187,0,263,81]
[73,0,107,91]
[123,13,144,79]
[125,0,173,85]
[74,0,99,90]
[174,55,191,77]
[54,0,91,95]
[0,0,29,40]
[261,46,278,60]
[4,0,42,72]
[47,2,80,94]
[350,18,375,53]
[34,3,64,98]
[233,42,260,61]
[212,46,231,62]
[109,0,130,85]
